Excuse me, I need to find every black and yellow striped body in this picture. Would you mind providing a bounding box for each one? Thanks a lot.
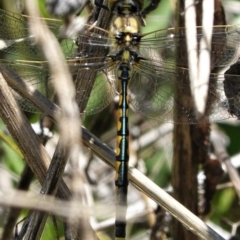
[115,63,130,238]
[109,0,143,238]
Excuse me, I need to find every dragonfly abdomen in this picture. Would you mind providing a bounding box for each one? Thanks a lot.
[115,63,130,238]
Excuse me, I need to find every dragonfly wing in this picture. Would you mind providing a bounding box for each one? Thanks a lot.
[204,73,231,122]
[0,9,115,60]
[224,63,240,119]
[0,57,117,114]
[139,26,240,68]
[0,9,64,60]
[129,61,233,123]
[129,62,176,122]
[71,58,117,115]
[79,71,117,115]
[0,60,52,112]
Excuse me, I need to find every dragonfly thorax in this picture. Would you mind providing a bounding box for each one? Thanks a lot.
[115,31,141,46]
[112,49,143,82]
[111,16,141,47]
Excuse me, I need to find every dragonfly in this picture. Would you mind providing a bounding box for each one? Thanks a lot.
[1,10,240,119]
[1,2,240,239]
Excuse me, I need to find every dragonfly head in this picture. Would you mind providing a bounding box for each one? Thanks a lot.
[111,16,141,47]
[109,0,143,16]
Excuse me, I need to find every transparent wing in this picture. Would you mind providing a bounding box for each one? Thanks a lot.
[224,64,240,120]
[70,58,117,115]
[0,9,115,60]
[0,9,117,113]
[139,26,240,68]
[1,56,237,122]
[3,57,235,123]
[0,58,117,114]
[81,70,117,115]
[0,9,63,60]
[0,60,51,112]
[129,61,235,123]
[2,9,240,67]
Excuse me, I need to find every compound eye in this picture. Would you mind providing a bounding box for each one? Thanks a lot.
[131,34,140,44]
[116,33,122,40]
[116,33,124,43]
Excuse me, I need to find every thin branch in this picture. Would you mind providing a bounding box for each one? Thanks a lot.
[20,0,91,239]
[0,72,50,184]
[185,0,214,117]
[25,0,82,157]
[1,165,34,240]
[0,68,90,239]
